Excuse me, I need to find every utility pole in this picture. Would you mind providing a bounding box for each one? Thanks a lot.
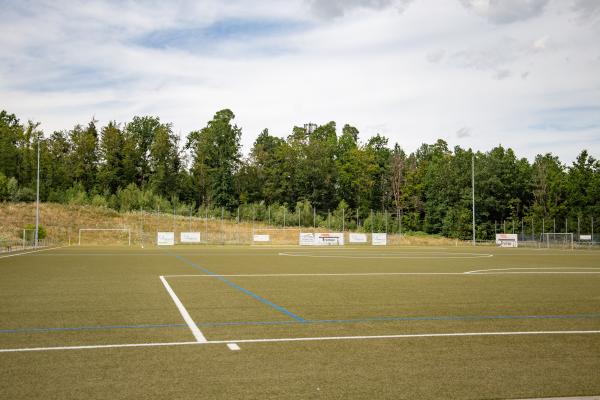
[35,134,40,248]
[471,155,475,246]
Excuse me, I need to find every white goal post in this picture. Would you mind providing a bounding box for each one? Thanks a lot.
[541,233,573,249]
[78,228,131,246]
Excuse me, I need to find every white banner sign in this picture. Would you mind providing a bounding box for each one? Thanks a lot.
[180,232,201,243]
[315,232,344,246]
[349,233,368,243]
[253,234,271,242]
[299,233,315,246]
[580,235,592,241]
[495,234,518,247]
[157,232,175,246]
[372,233,387,246]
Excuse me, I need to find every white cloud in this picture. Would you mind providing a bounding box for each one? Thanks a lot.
[0,0,599,163]
[306,0,414,18]
[459,0,549,24]
[456,126,471,138]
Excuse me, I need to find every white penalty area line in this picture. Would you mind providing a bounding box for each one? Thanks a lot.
[163,269,600,278]
[159,276,207,343]
[465,267,600,274]
[0,245,69,259]
[278,252,493,259]
[1,330,600,353]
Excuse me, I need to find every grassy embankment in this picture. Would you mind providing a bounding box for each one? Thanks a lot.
[0,202,463,246]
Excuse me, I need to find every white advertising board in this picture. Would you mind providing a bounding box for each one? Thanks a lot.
[315,232,344,246]
[372,233,387,246]
[299,233,315,246]
[349,233,368,243]
[253,234,271,242]
[157,232,175,246]
[180,232,201,243]
[495,233,518,247]
[580,235,592,241]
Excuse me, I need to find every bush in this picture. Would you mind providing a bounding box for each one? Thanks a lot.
[23,224,47,241]
[0,172,8,201]
[14,187,36,202]
[91,194,108,208]
[65,183,88,205]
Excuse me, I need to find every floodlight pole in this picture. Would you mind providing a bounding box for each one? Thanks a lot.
[471,155,475,246]
[34,134,40,248]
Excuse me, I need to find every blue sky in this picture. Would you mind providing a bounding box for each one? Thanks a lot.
[1,0,599,162]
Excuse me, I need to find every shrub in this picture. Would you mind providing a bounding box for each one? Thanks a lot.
[23,223,47,241]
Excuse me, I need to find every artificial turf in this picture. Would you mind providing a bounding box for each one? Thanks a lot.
[1,245,599,399]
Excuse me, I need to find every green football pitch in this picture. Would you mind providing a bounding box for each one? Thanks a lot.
[1,245,599,399]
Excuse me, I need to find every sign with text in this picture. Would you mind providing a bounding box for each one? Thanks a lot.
[180,232,201,243]
[349,233,368,243]
[253,234,271,242]
[315,232,344,246]
[495,233,518,247]
[372,233,387,246]
[299,233,315,246]
[157,232,175,246]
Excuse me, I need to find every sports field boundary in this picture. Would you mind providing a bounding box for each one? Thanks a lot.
[1,330,599,353]
[0,245,68,259]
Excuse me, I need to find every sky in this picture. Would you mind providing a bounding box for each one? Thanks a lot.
[1,0,599,163]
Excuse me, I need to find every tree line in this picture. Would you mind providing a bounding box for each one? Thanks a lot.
[1,108,598,239]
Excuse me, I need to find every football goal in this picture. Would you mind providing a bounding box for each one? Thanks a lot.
[78,228,131,246]
[541,233,573,249]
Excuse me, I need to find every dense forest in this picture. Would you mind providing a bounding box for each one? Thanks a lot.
[1,108,598,239]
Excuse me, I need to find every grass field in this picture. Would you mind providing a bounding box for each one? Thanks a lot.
[1,245,599,399]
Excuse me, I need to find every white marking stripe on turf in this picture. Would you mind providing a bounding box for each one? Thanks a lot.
[278,252,494,259]
[466,267,600,274]
[163,270,600,278]
[0,245,68,259]
[1,330,599,353]
[227,343,241,351]
[159,276,207,343]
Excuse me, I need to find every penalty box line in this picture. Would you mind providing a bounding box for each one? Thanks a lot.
[1,330,600,353]
[159,276,207,343]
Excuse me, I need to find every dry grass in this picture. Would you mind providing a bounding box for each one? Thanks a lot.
[0,203,467,246]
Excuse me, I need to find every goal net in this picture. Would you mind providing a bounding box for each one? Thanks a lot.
[541,233,573,249]
[78,228,131,246]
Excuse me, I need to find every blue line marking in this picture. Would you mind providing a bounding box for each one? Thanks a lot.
[173,254,306,322]
[3,313,599,334]
[0,323,186,334]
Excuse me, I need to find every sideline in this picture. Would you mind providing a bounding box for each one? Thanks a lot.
[0,245,68,259]
[1,329,599,353]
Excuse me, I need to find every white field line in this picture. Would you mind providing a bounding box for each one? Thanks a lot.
[163,270,600,278]
[466,267,600,274]
[0,245,68,259]
[278,252,493,259]
[164,272,463,278]
[1,330,599,353]
[159,276,207,343]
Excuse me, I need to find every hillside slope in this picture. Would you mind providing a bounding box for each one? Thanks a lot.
[0,202,460,246]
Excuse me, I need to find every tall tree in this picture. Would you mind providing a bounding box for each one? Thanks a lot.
[187,109,241,208]
[69,120,99,192]
[98,121,125,194]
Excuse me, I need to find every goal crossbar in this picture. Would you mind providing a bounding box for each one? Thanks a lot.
[78,228,131,246]
[541,233,573,249]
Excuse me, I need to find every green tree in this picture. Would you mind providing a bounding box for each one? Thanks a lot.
[187,109,241,208]
[69,120,99,192]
